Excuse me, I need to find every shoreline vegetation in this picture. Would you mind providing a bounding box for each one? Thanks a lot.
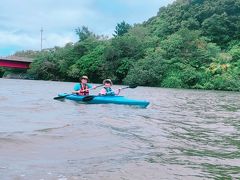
[1,0,240,91]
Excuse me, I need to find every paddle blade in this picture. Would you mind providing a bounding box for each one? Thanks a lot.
[53,96,65,100]
[82,95,95,102]
[128,85,138,88]
[53,94,69,100]
[121,85,138,90]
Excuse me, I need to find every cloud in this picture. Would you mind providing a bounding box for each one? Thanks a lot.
[0,30,75,50]
[0,0,174,56]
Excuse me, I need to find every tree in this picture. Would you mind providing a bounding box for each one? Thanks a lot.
[0,67,5,77]
[113,21,131,37]
[75,26,93,41]
[68,44,106,82]
[202,13,236,46]
[124,53,167,86]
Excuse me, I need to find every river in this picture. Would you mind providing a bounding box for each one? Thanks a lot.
[0,78,239,180]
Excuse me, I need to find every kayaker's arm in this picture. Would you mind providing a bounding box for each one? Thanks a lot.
[72,85,102,94]
[115,88,121,95]
[99,88,107,95]
[72,89,90,94]
[72,90,80,94]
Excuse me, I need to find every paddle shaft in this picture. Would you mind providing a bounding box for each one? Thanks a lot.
[120,87,130,90]
[73,84,103,93]
[82,85,138,102]
[120,85,138,90]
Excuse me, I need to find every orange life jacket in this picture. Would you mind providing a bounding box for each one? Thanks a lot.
[79,83,89,96]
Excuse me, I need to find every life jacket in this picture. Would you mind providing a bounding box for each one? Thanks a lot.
[104,87,115,96]
[79,83,89,96]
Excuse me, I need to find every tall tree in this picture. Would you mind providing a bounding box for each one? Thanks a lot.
[113,21,131,37]
[75,26,93,41]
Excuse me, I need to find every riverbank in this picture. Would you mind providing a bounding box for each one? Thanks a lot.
[1,75,240,93]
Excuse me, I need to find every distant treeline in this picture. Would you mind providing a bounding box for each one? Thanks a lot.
[5,0,240,91]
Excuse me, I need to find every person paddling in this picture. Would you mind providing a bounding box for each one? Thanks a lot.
[72,76,96,96]
[99,79,120,96]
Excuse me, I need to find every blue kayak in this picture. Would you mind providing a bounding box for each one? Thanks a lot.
[58,93,150,108]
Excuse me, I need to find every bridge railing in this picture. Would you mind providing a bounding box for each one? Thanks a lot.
[0,56,33,62]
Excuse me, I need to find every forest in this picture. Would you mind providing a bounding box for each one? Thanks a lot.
[2,0,240,91]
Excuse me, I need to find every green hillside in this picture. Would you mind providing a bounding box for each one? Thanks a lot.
[10,0,240,91]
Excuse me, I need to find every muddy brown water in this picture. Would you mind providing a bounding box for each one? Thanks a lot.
[0,78,240,179]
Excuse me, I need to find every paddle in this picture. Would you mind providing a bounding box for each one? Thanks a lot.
[82,84,138,102]
[120,84,138,90]
[53,94,70,100]
[53,84,104,100]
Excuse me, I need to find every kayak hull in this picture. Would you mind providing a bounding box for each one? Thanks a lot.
[58,94,149,108]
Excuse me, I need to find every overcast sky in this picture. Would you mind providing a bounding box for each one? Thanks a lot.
[0,0,174,56]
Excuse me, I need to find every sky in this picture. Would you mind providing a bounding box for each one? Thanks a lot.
[0,0,175,56]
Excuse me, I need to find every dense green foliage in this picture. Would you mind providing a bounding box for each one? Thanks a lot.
[12,0,240,91]
[0,67,5,77]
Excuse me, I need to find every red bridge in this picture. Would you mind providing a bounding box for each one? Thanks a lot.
[0,56,33,69]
